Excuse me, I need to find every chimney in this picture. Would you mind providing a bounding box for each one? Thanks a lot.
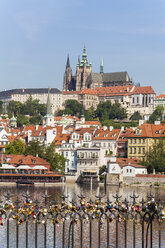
[139,120,145,126]
[103,126,107,131]
[109,126,113,132]
[154,120,161,125]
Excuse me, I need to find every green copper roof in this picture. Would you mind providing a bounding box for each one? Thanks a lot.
[100,56,104,74]
[10,116,16,121]
[80,44,91,67]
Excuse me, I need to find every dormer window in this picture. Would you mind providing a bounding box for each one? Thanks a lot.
[135,129,142,135]
[156,130,161,134]
[32,160,36,164]
[2,135,7,139]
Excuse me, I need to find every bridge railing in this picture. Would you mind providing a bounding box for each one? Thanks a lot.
[0,190,165,248]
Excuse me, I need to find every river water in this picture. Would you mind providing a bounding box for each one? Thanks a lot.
[0,183,165,247]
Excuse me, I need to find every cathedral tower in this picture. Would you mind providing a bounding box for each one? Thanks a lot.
[75,45,92,91]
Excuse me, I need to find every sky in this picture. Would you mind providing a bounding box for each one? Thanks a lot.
[0,0,165,94]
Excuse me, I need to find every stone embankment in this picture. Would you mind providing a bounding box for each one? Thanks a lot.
[124,174,165,186]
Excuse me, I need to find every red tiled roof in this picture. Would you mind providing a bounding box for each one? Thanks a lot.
[126,123,165,138]
[132,86,155,95]
[156,94,165,99]
[116,158,145,168]
[62,91,80,94]
[8,155,50,167]
[93,128,120,140]
[74,127,95,135]
[83,121,101,126]
[79,89,98,95]
[53,134,70,145]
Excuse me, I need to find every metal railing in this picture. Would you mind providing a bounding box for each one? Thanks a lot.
[0,190,165,248]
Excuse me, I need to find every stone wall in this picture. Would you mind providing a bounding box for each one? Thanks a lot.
[124,175,165,185]
[105,173,123,186]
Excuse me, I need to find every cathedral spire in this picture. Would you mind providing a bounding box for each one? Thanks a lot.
[77,56,80,66]
[46,88,52,116]
[66,54,70,67]
[100,56,104,74]
[81,44,88,66]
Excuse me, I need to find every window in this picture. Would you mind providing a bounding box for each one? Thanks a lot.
[143,139,145,144]
[138,148,141,154]
[130,148,132,154]
[143,148,145,154]
[134,148,136,154]
[130,169,132,173]
[139,139,141,144]
[127,169,129,173]
[134,139,136,144]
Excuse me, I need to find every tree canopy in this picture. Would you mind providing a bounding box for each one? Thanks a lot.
[5,139,66,173]
[25,140,65,173]
[130,111,142,121]
[0,101,3,114]
[56,100,128,124]
[142,138,165,173]
[5,140,25,155]
[95,101,127,122]
[56,99,85,118]
[7,97,46,127]
[148,105,164,123]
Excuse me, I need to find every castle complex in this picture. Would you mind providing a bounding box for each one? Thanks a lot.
[0,46,156,119]
[63,45,132,91]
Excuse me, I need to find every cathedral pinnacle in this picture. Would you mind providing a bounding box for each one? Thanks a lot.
[46,88,53,116]
[81,44,89,66]
[100,56,104,74]
[77,56,80,66]
[66,54,70,67]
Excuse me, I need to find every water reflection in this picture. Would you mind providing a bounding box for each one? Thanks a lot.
[0,183,164,247]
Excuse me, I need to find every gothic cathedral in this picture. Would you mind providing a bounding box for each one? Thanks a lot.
[63,46,132,91]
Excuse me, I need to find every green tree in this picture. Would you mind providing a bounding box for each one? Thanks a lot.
[130,111,142,121]
[56,109,65,116]
[142,138,165,173]
[85,106,96,121]
[95,101,127,122]
[0,101,3,114]
[56,100,85,118]
[5,139,25,155]
[43,143,65,173]
[149,105,164,123]
[25,140,44,157]
[17,114,30,127]
[22,96,46,116]
[29,115,43,125]
[7,101,23,117]
[25,141,65,173]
